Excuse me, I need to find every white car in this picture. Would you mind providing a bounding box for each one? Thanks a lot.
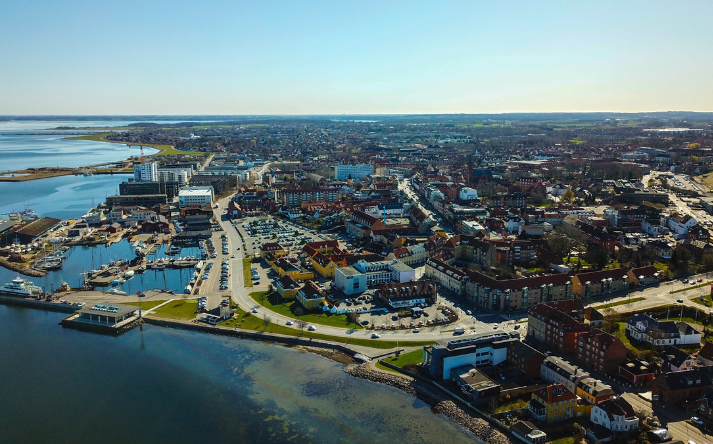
[286,320,294,326]
[371,333,380,339]
[412,328,420,333]
[307,325,316,331]
[252,308,258,313]
[493,324,499,329]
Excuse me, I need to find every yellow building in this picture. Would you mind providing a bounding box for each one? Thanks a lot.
[297,281,326,310]
[310,252,337,278]
[275,275,300,299]
[528,384,577,424]
[275,258,315,281]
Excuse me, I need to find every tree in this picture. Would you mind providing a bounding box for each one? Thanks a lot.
[296,319,308,336]
[294,306,304,319]
[672,245,691,275]
[703,255,713,272]
[347,312,360,326]
[262,314,271,329]
[560,188,575,203]
[585,245,610,271]
[687,143,702,149]
[259,291,267,305]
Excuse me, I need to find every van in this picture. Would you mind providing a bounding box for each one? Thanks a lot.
[454,327,465,334]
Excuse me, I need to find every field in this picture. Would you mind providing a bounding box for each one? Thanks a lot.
[250,291,362,329]
[124,300,168,310]
[68,133,206,157]
[149,299,199,320]
[242,259,253,288]
[221,306,433,350]
[375,349,423,373]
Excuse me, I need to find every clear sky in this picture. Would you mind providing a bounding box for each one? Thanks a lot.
[2,1,712,115]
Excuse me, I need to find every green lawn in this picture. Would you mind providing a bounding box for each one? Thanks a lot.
[221,306,433,350]
[693,295,712,306]
[68,133,207,157]
[124,300,167,310]
[243,259,254,288]
[150,299,199,320]
[592,297,645,309]
[375,349,423,373]
[250,291,362,329]
[550,437,575,444]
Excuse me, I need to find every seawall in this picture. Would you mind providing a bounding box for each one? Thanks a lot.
[0,295,78,313]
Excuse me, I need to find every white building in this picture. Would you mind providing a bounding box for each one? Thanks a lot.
[334,164,374,181]
[590,398,639,434]
[459,187,479,201]
[134,162,158,182]
[157,168,190,185]
[334,259,415,294]
[666,214,697,237]
[334,266,367,295]
[178,186,214,207]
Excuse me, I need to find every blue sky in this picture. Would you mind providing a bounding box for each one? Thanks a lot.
[1,1,712,114]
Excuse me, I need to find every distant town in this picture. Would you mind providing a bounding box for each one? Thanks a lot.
[4,113,713,444]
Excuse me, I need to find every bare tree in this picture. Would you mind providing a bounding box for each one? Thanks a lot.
[296,319,308,336]
[262,314,271,329]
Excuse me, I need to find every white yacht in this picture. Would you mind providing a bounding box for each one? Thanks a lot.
[0,276,43,297]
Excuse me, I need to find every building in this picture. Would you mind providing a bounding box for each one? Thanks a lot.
[511,421,547,444]
[660,346,698,372]
[528,384,577,424]
[466,271,573,311]
[541,356,591,394]
[274,258,314,281]
[178,186,214,207]
[507,340,546,381]
[693,387,713,421]
[571,268,630,299]
[424,257,468,295]
[590,397,639,435]
[451,365,501,401]
[280,188,339,207]
[375,280,437,309]
[68,303,140,329]
[618,359,657,387]
[423,332,519,380]
[275,275,300,299]
[334,266,367,295]
[576,378,615,406]
[157,168,189,185]
[119,180,179,200]
[576,329,628,375]
[3,216,62,245]
[106,194,167,207]
[527,300,591,353]
[134,161,158,182]
[334,163,374,180]
[652,368,713,404]
[296,281,326,310]
[626,314,701,346]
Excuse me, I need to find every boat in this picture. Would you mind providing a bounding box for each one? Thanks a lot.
[194,261,204,271]
[0,276,43,297]
[149,264,165,270]
[137,265,146,272]
[111,279,120,285]
[184,285,192,294]
[124,270,135,278]
[167,245,181,255]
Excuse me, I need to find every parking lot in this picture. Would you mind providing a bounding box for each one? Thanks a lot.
[233,216,335,257]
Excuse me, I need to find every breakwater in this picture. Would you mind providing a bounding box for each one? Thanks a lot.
[345,364,511,444]
[0,294,78,313]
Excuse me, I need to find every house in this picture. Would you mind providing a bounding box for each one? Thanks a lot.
[450,365,501,401]
[661,346,698,372]
[375,280,437,309]
[310,252,337,277]
[576,329,628,375]
[667,214,698,239]
[260,242,286,260]
[274,258,315,281]
[590,397,639,435]
[296,281,326,310]
[528,384,577,423]
[696,342,713,367]
[576,378,615,406]
[275,275,300,299]
[619,359,658,387]
[626,314,701,346]
[583,307,604,328]
[511,421,547,444]
[507,340,546,381]
[541,356,591,394]
[652,368,713,404]
[627,266,661,287]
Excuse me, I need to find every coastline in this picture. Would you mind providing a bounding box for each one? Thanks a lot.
[345,364,511,444]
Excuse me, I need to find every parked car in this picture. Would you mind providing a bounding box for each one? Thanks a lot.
[412,328,420,333]
[371,333,380,339]
[691,417,705,426]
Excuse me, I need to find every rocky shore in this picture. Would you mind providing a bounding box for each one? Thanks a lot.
[345,364,511,444]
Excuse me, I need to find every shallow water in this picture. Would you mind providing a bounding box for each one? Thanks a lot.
[0,305,478,444]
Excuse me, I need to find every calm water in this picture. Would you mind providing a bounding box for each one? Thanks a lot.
[0,239,199,294]
[0,174,128,220]
[0,306,476,444]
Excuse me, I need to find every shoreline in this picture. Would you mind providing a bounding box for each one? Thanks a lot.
[344,364,511,444]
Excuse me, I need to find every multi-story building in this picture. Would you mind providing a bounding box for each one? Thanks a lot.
[540,356,591,394]
[134,162,158,182]
[296,281,326,310]
[106,194,167,207]
[280,188,339,207]
[618,359,658,387]
[157,168,190,185]
[467,272,573,311]
[507,340,546,381]
[652,368,713,404]
[424,257,468,295]
[375,280,437,309]
[571,268,630,299]
[626,314,701,346]
[178,186,214,207]
[527,300,591,353]
[576,329,628,375]
[334,163,374,181]
[528,384,577,424]
[423,332,519,379]
[119,180,179,200]
[576,378,615,406]
[275,275,300,299]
